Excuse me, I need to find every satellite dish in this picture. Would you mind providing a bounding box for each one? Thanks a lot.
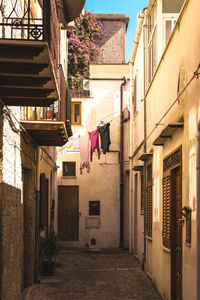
[64,0,86,23]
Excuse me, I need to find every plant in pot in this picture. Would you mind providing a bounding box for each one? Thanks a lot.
[40,231,59,276]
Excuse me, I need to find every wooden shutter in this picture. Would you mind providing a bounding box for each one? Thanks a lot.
[146,163,152,238]
[162,171,171,248]
[146,185,152,237]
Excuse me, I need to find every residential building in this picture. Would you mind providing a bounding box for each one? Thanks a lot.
[56,14,130,249]
[0,0,85,299]
[129,0,200,299]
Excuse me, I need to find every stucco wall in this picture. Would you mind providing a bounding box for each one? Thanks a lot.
[56,64,129,249]
[130,0,200,299]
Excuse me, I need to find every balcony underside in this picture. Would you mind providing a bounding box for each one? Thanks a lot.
[21,121,68,146]
[153,123,184,146]
[0,40,59,107]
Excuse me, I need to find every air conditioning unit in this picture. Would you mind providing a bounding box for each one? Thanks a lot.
[83,79,90,90]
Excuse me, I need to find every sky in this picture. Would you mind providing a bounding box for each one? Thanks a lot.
[84,0,149,62]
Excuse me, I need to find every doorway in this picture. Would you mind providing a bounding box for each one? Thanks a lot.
[171,166,182,300]
[58,186,79,241]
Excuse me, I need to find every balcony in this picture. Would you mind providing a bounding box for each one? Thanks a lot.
[0,0,61,107]
[20,66,72,146]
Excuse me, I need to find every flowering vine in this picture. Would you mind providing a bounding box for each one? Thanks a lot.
[68,11,102,89]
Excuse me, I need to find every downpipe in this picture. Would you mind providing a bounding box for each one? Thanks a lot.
[197,123,200,299]
[119,77,126,248]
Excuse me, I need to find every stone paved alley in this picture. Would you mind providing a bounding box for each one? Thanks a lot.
[23,248,162,300]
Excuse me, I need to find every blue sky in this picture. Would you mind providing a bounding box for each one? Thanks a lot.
[84,0,149,62]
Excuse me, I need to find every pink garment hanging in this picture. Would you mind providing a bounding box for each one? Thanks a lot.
[80,134,90,175]
[89,129,100,162]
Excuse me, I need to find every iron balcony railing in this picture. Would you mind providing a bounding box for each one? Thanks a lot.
[20,65,70,123]
[0,0,60,74]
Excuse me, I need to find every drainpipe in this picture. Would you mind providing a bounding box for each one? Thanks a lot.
[35,147,41,282]
[129,63,134,253]
[142,20,147,271]
[119,77,126,248]
[197,122,200,299]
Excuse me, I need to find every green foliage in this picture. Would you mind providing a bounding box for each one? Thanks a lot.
[40,231,59,262]
[68,11,102,89]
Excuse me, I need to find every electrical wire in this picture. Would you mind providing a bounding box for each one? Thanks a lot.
[146,64,200,143]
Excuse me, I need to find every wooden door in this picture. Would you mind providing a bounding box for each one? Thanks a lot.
[171,167,182,300]
[134,174,138,254]
[58,186,79,241]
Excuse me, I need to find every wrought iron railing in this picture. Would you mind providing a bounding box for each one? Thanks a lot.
[20,66,69,124]
[0,0,60,73]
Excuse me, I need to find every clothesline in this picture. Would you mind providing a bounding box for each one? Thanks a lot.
[63,119,113,175]
[69,111,120,140]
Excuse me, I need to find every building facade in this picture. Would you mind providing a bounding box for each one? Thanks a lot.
[56,14,130,250]
[0,0,85,299]
[129,0,200,299]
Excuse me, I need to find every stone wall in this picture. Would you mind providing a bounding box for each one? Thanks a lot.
[94,14,128,64]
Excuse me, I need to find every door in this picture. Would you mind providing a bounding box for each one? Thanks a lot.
[134,174,138,255]
[171,166,182,300]
[123,171,129,249]
[58,186,79,241]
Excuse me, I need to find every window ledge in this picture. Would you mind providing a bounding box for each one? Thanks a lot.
[162,246,171,253]
[62,176,77,179]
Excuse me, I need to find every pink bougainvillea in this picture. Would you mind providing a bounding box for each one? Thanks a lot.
[68,11,102,89]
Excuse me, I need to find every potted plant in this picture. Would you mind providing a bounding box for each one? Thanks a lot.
[40,231,59,276]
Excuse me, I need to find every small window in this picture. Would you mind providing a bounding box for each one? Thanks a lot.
[71,102,81,125]
[141,173,144,213]
[62,162,76,176]
[165,19,176,46]
[133,75,137,113]
[89,201,100,216]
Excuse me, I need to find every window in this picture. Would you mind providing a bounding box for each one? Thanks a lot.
[164,19,176,46]
[62,162,76,177]
[133,75,137,113]
[148,2,158,83]
[89,201,100,216]
[71,102,81,125]
[141,173,144,213]
[162,148,181,249]
[146,163,153,238]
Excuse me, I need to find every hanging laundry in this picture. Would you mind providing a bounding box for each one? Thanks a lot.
[89,129,100,162]
[98,123,111,154]
[80,134,90,175]
[64,137,80,150]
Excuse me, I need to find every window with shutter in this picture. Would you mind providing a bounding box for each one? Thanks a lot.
[146,163,153,238]
[162,171,171,248]
[162,146,181,249]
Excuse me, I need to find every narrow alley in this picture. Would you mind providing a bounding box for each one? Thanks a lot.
[23,248,161,300]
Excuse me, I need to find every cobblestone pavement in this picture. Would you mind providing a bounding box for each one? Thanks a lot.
[23,248,162,300]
